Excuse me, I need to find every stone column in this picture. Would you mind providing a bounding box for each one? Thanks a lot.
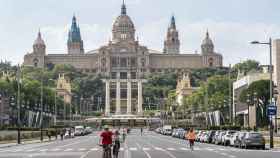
[137,80,143,115]
[127,81,132,114]
[116,81,121,114]
[105,80,110,116]
[249,105,256,129]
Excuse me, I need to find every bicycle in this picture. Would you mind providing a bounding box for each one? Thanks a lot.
[112,140,120,158]
[101,144,112,158]
[189,139,194,151]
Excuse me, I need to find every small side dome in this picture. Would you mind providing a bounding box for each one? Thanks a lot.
[201,30,214,54]
[202,31,214,46]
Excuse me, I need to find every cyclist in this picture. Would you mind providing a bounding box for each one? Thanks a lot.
[113,130,121,158]
[186,128,196,151]
[100,125,113,158]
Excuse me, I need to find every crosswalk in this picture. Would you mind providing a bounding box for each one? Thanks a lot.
[0,147,249,153]
[0,146,270,153]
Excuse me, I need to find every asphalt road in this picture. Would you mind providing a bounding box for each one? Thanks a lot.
[0,130,279,158]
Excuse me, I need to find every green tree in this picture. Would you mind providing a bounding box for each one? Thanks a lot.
[239,80,270,127]
[233,60,259,74]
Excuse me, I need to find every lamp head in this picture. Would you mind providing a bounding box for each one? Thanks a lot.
[251,41,260,44]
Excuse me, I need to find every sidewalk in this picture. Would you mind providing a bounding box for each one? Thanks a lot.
[0,137,58,149]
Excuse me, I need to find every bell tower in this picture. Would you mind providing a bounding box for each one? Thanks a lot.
[67,15,84,54]
[163,15,180,54]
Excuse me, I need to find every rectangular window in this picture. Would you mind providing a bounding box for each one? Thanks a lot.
[120,58,127,67]
[120,72,127,79]
[131,58,137,67]
[131,72,136,79]
[121,89,127,98]
[111,72,117,79]
[111,57,118,67]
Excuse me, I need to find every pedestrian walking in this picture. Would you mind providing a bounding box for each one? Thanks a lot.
[113,130,121,158]
[100,125,113,158]
[140,128,143,136]
[186,128,196,151]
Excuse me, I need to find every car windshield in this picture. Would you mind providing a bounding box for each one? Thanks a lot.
[250,133,262,138]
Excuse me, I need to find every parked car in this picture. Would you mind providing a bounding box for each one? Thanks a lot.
[163,125,172,135]
[84,127,93,135]
[229,132,239,146]
[196,131,204,142]
[235,131,246,148]
[222,130,237,146]
[240,132,265,149]
[178,129,186,139]
[172,128,184,138]
[207,130,216,143]
[212,130,221,144]
[215,131,226,144]
[201,132,209,143]
[64,128,75,138]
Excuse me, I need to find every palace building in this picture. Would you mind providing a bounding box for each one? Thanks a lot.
[23,2,223,117]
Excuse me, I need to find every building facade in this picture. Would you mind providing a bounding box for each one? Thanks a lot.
[272,39,280,131]
[23,2,223,116]
[176,73,197,106]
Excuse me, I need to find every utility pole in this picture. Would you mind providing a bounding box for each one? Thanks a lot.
[228,64,232,124]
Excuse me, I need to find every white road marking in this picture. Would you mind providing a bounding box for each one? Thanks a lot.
[90,148,99,151]
[180,147,188,150]
[167,148,176,151]
[26,149,36,152]
[50,148,61,151]
[120,147,125,151]
[64,148,73,151]
[39,149,48,152]
[129,147,137,151]
[78,148,87,151]
[155,147,164,151]
[143,147,151,151]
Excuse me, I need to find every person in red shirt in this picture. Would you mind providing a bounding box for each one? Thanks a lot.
[100,125,113,158]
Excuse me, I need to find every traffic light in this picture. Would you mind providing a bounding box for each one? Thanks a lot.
[9,96,16,107]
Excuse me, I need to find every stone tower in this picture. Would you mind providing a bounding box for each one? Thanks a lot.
[67,15,84,55]
[112,1,136,43]
[31,30,46,67]
[163,15,180,54]
[33,30,46,55]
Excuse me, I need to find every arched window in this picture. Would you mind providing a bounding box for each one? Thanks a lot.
[208,58,214,67]
[141,58,145,67]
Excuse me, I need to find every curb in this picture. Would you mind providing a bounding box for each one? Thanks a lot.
[0,138,57,149]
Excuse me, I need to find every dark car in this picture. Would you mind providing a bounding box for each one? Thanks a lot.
[240,132,265,149]
[207,130,216,143]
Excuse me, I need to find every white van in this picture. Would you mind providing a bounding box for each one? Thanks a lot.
[163,125,172,135]
[74,126,85,136]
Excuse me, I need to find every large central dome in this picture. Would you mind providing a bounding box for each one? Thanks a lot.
[112,2,135,43]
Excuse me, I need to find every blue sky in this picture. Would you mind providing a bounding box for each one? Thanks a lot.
[1,0,280,65]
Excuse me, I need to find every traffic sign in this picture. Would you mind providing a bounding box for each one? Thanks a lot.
[267,105,277,116]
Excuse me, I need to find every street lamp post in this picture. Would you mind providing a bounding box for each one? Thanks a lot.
[40,68,44,142]
[251,38,274,148]
[16,65,21,144]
